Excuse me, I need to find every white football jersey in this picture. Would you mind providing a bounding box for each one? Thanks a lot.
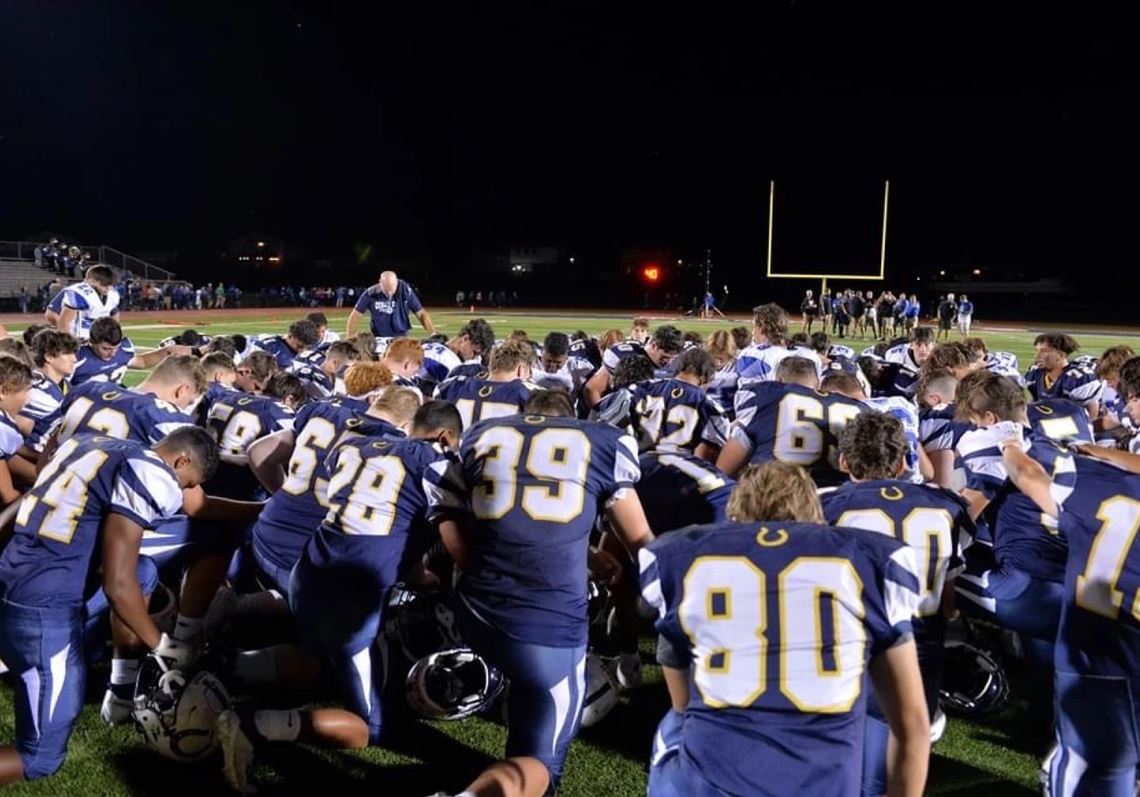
[62,282,121,340]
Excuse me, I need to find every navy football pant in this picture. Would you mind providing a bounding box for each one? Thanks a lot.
[289,558,390,745]
[863,620,945,797]
[0,599,85,780]
[954,563,1063,640]
[1050,671,1140,797]
[456,599,586,788]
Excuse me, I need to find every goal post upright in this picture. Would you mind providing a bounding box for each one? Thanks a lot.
[766,179,890,299]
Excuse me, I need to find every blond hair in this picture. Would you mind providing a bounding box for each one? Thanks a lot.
[727,462,823,523]
[370,386,421,427]
[706,329,737,364]
[490,339,535,373]
[344,361,394,397]
[599,328,624,352]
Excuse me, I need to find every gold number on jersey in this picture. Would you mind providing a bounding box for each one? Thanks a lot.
[470,427,590,522]
[1076,497,1140,619]
[679,554,866,712]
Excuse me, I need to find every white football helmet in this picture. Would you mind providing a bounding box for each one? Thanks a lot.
[406,648,505,721]
[580,654,619,728]
[133,670,231,762]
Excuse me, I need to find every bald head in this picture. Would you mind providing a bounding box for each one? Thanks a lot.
[379,271,399,294]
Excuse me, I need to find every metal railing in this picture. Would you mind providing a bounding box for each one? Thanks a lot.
[0,239,179,283]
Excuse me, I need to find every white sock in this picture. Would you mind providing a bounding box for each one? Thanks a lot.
[233,647,280,685]
[253,709,301,742]
[110,658,139,687]
[174,613,203,642]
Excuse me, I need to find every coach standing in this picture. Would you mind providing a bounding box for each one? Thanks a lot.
[345,270,436,338]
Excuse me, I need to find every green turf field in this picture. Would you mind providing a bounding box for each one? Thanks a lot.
[3,308,1138,796]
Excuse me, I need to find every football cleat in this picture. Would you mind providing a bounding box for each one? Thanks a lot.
[930,709,947,744]
[580,654,619,728]
[0,657,8,676]
[217,708,256,794]
[614,652,642,690]
[100,688,134,726]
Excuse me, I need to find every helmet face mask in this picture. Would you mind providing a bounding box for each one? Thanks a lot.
[938,641,1010,717]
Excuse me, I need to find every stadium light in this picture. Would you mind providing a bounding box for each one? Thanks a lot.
[569,257,575,264]
[643,265,660,282]
[973,269,982,275]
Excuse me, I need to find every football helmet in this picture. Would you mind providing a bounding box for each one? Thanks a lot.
[385,585,464,664]
[406,647,505,721]
[133,670,231,762]
[939,640,1010,716]
[580,654,619,728]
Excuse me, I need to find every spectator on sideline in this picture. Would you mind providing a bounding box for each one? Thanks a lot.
[345,270,436,339]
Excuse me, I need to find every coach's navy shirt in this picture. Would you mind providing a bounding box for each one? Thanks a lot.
[353,280,423,337]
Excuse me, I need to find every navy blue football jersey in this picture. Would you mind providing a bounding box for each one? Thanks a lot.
[433,375,539,431]
[1028,398,1094,445]
[289,363,336,400]
[920,404,972,455]
[957,425,1075,581]
[0,437,184,606]
[57,381,194,446]
[821,480,974,617]
[19,371,68,453]
[635,450,734,534]
[253,399,405,574]
[627,378,728,454]
[206,392,295,461]
[292,342,332,369]
[426,414,640,646]
[601,341,648,374]
[71,337,136,386]
[1026,362,1102,406]
[731,382,866,487]
[253,335,301,370]
[303,437,453,587]
[1055,456,1140,678]
[639,521,921,797]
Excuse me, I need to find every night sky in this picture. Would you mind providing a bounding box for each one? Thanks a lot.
[1,4,1133,295]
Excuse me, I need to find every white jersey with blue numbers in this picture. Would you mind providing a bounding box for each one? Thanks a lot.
[736,343,821,381]
[0,413,23,461]
[417,341,464,384]
[61,282,120,340]
[862,396,924,483]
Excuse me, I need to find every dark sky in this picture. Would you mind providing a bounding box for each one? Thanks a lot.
[1,3,1134,286]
